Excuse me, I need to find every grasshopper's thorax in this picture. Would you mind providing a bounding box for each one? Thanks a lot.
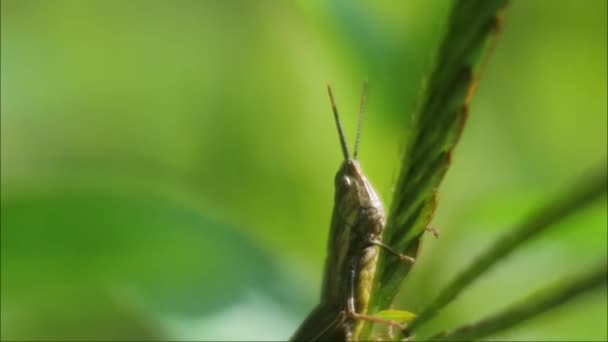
[334,160,384,232]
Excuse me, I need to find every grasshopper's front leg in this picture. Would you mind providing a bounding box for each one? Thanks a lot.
[370,226,439,264]
[369,239,416,263]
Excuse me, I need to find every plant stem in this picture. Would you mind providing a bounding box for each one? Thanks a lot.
[406,165,607,333]
[427,262,608,341]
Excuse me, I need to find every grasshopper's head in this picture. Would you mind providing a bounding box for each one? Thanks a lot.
[328,82,383,213]
[334,159,381,209]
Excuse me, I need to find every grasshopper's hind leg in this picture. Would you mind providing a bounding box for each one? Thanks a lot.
[345,269,404,336]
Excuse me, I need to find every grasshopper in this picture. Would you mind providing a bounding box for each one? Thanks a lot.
[290,82,418,341]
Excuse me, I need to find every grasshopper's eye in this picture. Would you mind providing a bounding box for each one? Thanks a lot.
[334,172,354,189]
[341,176,352,187]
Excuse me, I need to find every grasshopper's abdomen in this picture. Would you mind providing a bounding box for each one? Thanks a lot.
[356,246,378,317]
[352,204,385,337]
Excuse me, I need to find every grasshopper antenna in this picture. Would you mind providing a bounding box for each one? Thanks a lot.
[353,79,368,160]
[327,85,350,160]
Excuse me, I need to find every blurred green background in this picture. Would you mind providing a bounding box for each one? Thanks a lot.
[1,1,606,340]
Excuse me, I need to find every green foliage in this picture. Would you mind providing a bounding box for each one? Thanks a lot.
[375,309,416,324]
[359,1,608,340]
[406,164,607,335]
[428,262,608,341]
[1,0,606,340]
[361,0,508,338]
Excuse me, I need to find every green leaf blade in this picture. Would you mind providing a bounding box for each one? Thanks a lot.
[375,309,417,324]
[360,0,509,339]
[427,262,608,341]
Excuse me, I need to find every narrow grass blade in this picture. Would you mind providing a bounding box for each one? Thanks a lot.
[406,164,608,333]
[427,261,608,341]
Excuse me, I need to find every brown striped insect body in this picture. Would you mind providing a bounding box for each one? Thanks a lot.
[291,83,415,341]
